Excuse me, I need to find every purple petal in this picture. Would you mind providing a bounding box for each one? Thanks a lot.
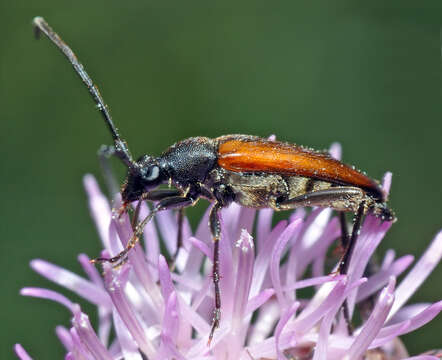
[187,236,212,261]
[245,288,275,316]
[161,293,180,350]
[250,219,287,298]
[103,264,156,358]
[403,356,440,360]
[292,277,365,333]
[356,255,414,302]
[283,274,345,292]
[30,259,111,308]
[137,202,160,277]
[390,303,432,323]
[271,219,303,309]
[70,327,95,360]
[247,301,280,346]
[293,215,340,280]
[381,249,396,269]
[231,230,255,332]
[218,212,235,317]
[14,344,33,360]
[329,142,342,160]
[71,304,113,360]
[155,209,178,255]
[256,208,273,249]
[20,287,74,312]
[293,208,333,279]
[389,230,442,319]
[112,216,163,310]
[382,171,393,197]
[112,309,143,360]
[369,321,411,349]
[183,207,211,276]
[378,301,442,341]
[177,293,210,336]
[347,277,396,359]
[313,302,338,360]
[78,254,104,287]
[275,302,299,360]
[158,255,174,303]
[56,326,74,352]
[346,218,391,315]
[83,174,112,250]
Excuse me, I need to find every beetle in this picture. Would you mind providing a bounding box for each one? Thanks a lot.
[33,17,395,344]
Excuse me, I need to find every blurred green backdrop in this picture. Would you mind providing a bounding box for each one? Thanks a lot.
[1,1,441,358]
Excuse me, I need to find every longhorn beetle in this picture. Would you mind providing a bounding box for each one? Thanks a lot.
[33,17,395,345]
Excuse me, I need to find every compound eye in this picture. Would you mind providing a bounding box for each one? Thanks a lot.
[145,165,160,181]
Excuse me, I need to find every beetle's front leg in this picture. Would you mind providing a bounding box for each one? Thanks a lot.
[92,194,195,266]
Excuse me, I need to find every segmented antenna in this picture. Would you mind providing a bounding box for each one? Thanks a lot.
[33,16,134,167]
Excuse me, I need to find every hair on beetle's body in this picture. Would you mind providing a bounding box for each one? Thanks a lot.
[33,17,395,346]
[122,134,392,217]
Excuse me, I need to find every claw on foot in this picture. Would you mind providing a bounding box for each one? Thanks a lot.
[207,308,220,346]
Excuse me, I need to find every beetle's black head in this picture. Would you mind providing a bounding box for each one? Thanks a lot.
[121,155,167,203]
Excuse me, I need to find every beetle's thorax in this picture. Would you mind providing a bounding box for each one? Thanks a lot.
[159,137,218,192]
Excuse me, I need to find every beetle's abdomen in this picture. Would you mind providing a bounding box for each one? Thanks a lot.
[216,135,385,201]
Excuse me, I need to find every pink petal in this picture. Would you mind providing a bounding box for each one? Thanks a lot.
[137,202,160,277]
[30,259,111,308]
[71,305,113,360]
[377,301,442,342]
[70,327,94,360]
[55,326,74,352]
[382,171,393,197]
[245,288,275,316]
[389,230,442,319]
[271,219,302,309]
[275,302,299,359]
[155,209,178,255]
[231,230,255,331]
[112,216,163,310]
[83,174,112,250]
[283,275,345,292]
[256,208,274,249]
[329,142,342,160]
[112,310,143,360]
[348,278,396,359]
[356,255,414,302]
[14,344,33,360]
[158,255,174,303]
[20,287,74,312]
[250,219,287,298]
[78,254,104,288]
[103,264,156,358]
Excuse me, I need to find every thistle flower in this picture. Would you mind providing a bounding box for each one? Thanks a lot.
[15,145,441,359]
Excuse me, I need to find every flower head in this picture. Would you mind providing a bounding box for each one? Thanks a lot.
[15,145,442,359]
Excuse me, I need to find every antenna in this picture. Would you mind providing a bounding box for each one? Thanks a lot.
[33,16,134,168]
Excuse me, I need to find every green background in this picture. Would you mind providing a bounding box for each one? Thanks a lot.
[1,1,441,358]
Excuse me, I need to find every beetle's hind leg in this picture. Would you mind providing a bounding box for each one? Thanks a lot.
[337,206,366,335]
[277,187,369,334]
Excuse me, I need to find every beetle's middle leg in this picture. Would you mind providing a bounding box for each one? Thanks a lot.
[208,202,222,346]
